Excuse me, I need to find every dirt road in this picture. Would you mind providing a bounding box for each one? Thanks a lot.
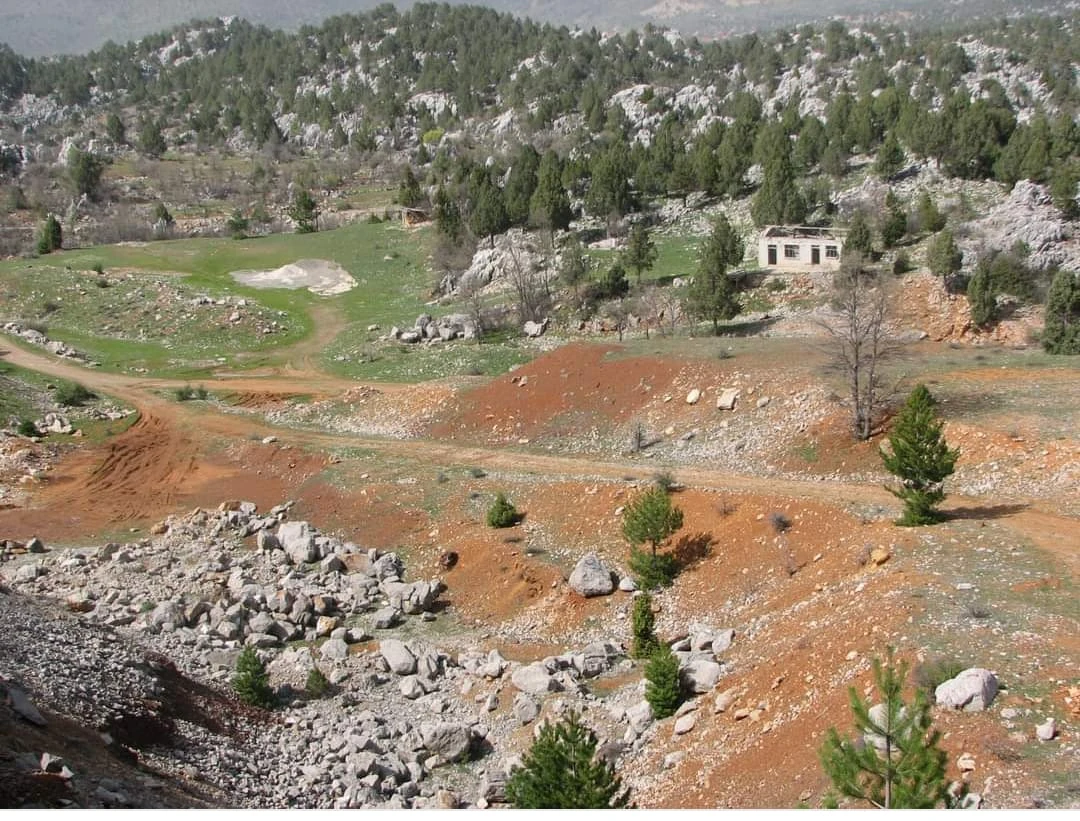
[2,338,1077,571]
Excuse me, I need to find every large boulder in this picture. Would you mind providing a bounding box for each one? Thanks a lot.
[277,520,319,564]
[511,662,561,695]
[380,639,418,676]
[680,659,722,694]
[568,553,615,597]
[935,668,999,712]
[421,722,471,763]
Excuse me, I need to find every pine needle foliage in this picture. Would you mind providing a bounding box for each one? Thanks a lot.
[232,647,275,709]
[644,643,682,719]
[880,384,959,525]
[631,593,660,659]
[486,491,520,528]
[505,712,630,809]
[819,650,952,809]
[622,486,683,588]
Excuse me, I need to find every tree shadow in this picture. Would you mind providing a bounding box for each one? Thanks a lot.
[672,531,714,573]
[943,503,1029,522]
[715,315,781,337]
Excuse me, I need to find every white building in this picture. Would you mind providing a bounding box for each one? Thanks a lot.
[758,226,845,272]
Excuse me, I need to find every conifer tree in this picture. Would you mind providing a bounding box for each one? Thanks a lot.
[880,384,959,526]
[916,193,946,234]
[469,173,509,248]
[687,215,743,334]
[37,215,62,255]
[486,492,519,528]
[558,235,588,297]
[966,260,997,327]
[397,166,424,208]
[530,150,572,231]
[874,131,905,180]
[232,647,275,709]
[844,212,873,259]
[926,230,962,284]
[288,188,319,234]
[623,486,683,589]
[631,593,659,659]
[819,650,952,809]
[1042,269,1080,354]
[433,184,462,243]
[880,190,907,249]
[644,643,682,719]
[505,712,630,808]
[623,222,658,284]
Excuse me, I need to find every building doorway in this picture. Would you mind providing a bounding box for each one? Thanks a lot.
[811,246,820,265]
[767,245,777,266]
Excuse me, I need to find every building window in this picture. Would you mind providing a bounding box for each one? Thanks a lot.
[825,245,839,259]
[784,245,799,260]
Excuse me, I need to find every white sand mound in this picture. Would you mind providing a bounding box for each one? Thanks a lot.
[231,259,356,296]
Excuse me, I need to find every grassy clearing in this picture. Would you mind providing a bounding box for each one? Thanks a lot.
[324,334,535,382]
[0,220,437,377]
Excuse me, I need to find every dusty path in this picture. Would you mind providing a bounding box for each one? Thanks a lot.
[2,340,1077,571]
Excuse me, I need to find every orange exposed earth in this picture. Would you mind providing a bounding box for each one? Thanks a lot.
[1,322,1077,808]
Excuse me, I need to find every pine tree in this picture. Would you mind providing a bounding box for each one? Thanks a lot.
[623,223,658,284]
[504,144,540,227]
[105,112,126,146]
[819,650,952,809]
[36,215,62,255]
[530,150,572,231]
[916,193,946,234]
[397,166,424,208]
[232,647,275,709]
[926,230,962,286]
[880,190,907,249]
[844,212,873,259]
[598,261,629,300]
[623,486,683,589]
[751,128,806,227]
[880,384,959,526]
[631,593,659,659]
[469,173,509,248]
[505,712,630,808]
[1042,269,1080,354]
[288,189,319,234]
[559,236,589,297]
[433,185,462,243]
[644,643,682,719]
[136,116,167,158]
[874,131,905,180]
[966,260,997,327]
[687,215,743,334]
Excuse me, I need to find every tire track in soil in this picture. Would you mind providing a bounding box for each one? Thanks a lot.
[2,340,1077,573]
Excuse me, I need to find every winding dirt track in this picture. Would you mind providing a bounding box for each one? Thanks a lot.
[1,338,1077,571]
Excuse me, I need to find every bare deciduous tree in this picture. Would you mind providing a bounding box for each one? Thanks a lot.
[506,243,552,325]
[819,254,894,441]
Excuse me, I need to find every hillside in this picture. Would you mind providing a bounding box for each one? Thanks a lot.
[0,0,1078,811]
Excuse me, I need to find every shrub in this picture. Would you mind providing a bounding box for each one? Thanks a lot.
[912,656,966,696]
[768,512,792,533]
[652,470,677,492]
[54,382,94,407]
[631,594,659,659]
[17,418,38,437]
[232,647,275,708]
[486,492,520,528]
[195,385,209,400]
[306,665,330,698]
[174,384,196,401]
[644,644,682,719]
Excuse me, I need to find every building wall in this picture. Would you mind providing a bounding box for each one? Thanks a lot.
[758,234,843,271]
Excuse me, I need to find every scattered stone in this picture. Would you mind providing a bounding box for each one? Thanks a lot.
[511,663,560,695]
[673,713,697,735]
[379,639,417,676]
[568,552,615,597]
[935,669,999,712]
[716,389,739,411]
[513,693,540,725]
[685,388,701,405]
[1035,718,1057,741]
[680,659,722,694]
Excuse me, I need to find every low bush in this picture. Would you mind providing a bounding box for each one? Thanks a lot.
[232,647,276,708]
[306,666,330,698]
[644,644,682,719]
[54,381,94,407]
[486,492,520,528]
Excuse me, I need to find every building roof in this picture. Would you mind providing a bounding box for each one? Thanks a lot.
[761,225,845,240]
